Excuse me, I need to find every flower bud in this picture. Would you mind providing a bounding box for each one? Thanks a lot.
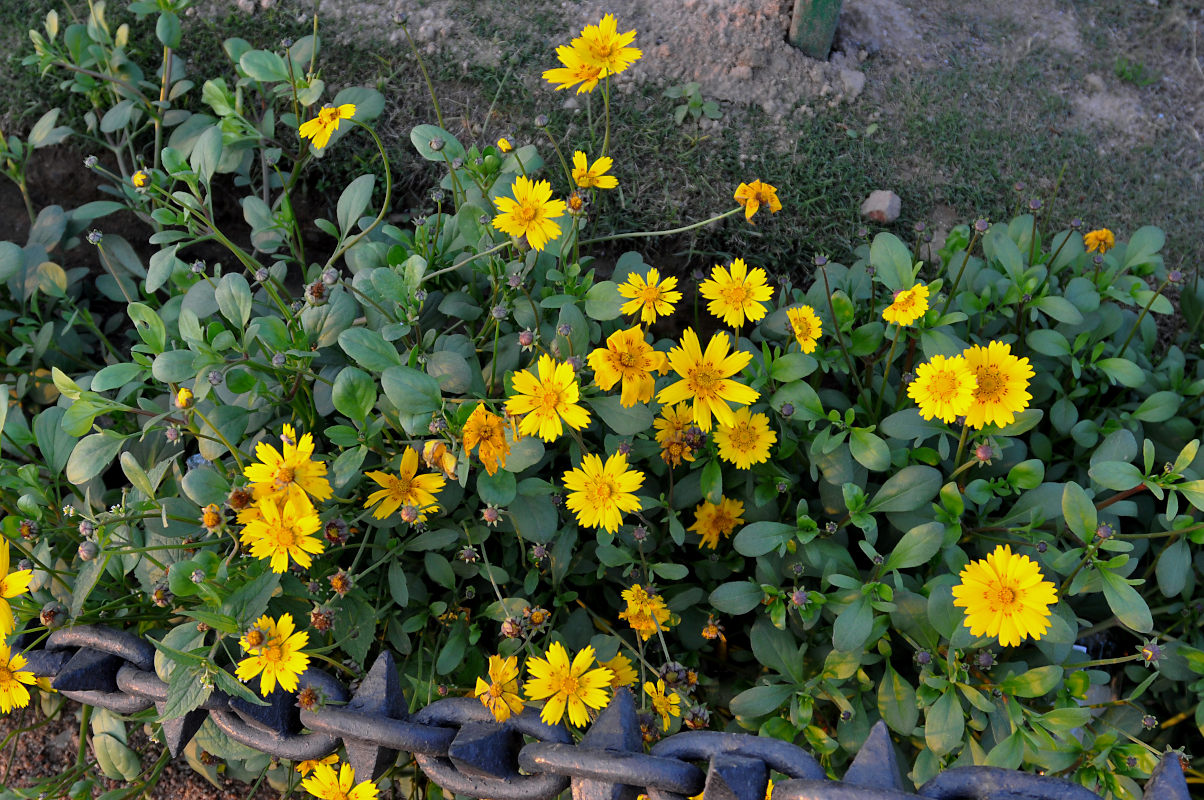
[974,219,990,233]
[429,138,445,152]
[86,230,103,245]
[84,155,98,168]
[501,617,522,638]
[534,114,549,128]
[208,370,223,386]
[40,602,66,629]
[79,520,96,537]
[322,267,340,285]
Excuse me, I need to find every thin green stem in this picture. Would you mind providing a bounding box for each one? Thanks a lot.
[601,74,611,158]
[191,408,245,471]
[872,324,903,422]
[327,122,394,269]
[939,230,982,316]
[77,704,93,767]
[1116,278,1170,359]
[818,263,864,394]
[399,22,444,130]
[422,241,510,284]
[578,207,742,246]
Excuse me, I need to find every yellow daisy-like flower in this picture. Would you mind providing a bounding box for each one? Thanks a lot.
[298,103,357,150]
[524,642,613,727]
[618,585,673,641]
[175,387,193,409]
[239,495,324,574]
[506,354,591,442]
[572,151,618,190]
[644,679,681,731]
[543,44,604,94]
[474,654,525,722]
[235,613,310,696]
[733,180,782,224]
[654,403,697,467]
[461,404,512,476]
[1083,228,1115,254]
[572,14,642,77]
[587,326,667,407]
[301,761,379,800]
[882,283,930,326]
[961,341,1035,429]
[698,258,775,328]
[952,544,1058,647]
[244,424,333,504]
[131,170,150,189]
[599,653,638,689]
[688,497,746,550]
[0,541,33,636]
[907,354,977,424]
[0,643,35,713]
[562,452,644,533]
[714,407,776,469]
[296,753,339,777]
[657,329,759,432]
[497,138,513,153]
[786,306,822,354]
[421,440,458,481]
[617,268,682,325]
[492,176,567,252]
[363,447,446,522]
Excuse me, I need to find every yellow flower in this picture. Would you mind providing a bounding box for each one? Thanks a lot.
[952,544,1057,647]
[698,258,775,328]
[572,151,618,190]
[572,14,642,77]
[506,354,591,442]
[733,180,782,223]
[0,643,35,713]
[497,137,513,153]
[244,424,333,504]
[296,754,339,777]
[301,761,379,800]
[587,326,667,407]
[786,306,822,354]
[0,541,33,636]
[657,329,758,432]
[618,585,673,641]
[961,341,1035,429]
[131,170,150,189]
[421,440,458,481]
[907,355,977,424]
[235,613,310,696]
[364,447,446,522]
[543,44,604,94]
[688,497,745,550]
[461,404,511,476]
[175,387,193,409]
[474,654,525,722]
[562,452,644,533]
[644,679,681,731]
[1084,228,1115,254]
[239,495,324,573]
[299,104,357,150]
[524,642,613,727]
[654,403,697,467]
[714,407,776,469]
[617,268,682,325]
[492,176,566,252]
[599,653,638,688]
[882,283,930,326]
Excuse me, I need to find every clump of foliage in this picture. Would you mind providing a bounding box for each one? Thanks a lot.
[0,3,1200,800]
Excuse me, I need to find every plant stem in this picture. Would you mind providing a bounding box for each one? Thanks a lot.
[399,22,444,130]
[818,263,864,395]
[939,229,981,316]
[872,323,903,422]
[1115,278,1170,359]
[579,207,741,246]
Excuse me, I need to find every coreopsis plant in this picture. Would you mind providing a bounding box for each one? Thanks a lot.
[0,5,1199,800]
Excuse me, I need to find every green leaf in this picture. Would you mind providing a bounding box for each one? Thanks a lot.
[999,665,1062,697]
[984,732,1024,769]
[337,174,375,235]
[477,469,516,506]
[160,663,212,721]
[750,620,804,683]
[1026,329,1071,357]
[1122,226,1165,270]
[332,366,377,422]
[700,458,722,505]
[388,562,409,607]
[1156,538,1190,598]
[869,233,915,292]
[1132,391,1181,423]
[709,581,763,614]
[1034,707,1093,734]
[1031,295,1083,325]
[1061,482,1097,540]
[66,432,125,485]
[877,665,918,735]
[1096,358,1146,388]
[92,363,146,392]
[729,684,794,719]
[339,328,402,372]
[584,281,624,321]
[436,619,468,675]
[152,350,196,383]
[156,10,181,48]
[211,668,268,707]
[867,465,941,512]
[70,556,107,618]
[1177,479,1204,512]
[1089,461,1144,492]
[120,452,155,498]
[215,272,252,329]
[221,571,280,628]
[93,733,140,781]
[128,302,167,354]
[882,523,944,572]
[768,353,817,382]
[832,595,873,652]
[425,351,473,394]
[849,428,890,471]
[381,366,442,427]
[189,125,223,184]
[410,124,466,162]
[1099,567,1153,633]
[239,49,290,82]
[181,466,229,507]
[424,552,456,590]
[652,562,688,581]
[588,395,652,436]
[924,691,964,757]
[733,521,796,557]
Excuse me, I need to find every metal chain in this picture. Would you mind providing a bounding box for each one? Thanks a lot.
[17,625,1190,800]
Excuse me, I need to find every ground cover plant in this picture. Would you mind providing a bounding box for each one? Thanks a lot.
[0,2,1202,800]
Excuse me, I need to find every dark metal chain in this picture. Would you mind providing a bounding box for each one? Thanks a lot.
[18,625,1189,800]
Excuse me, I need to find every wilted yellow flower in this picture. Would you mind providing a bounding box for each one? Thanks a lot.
[786,306,822,354]
[524,642,613,727]
[296,754,339,777]
[235,613,310,696]
[475,654,524,722]
[952,545,1057,647]
[506,354,591,442]
[617,268,682,325]
[907,354,977,424]
[654,403,697,467]
[882,283,929,326]
[699,258,775,328]
[461,404,511,475]
[492,176,566,252]
[497,137,513,153]
[714,407,776,469]
[688,497,745,550]
[563,452,644,533]
[733,180,782,223]
[174,387,193,409]
[299,104,357,150]
[619,585,672,641]
[572,151,618,190]
[599,653,638,688]
[587,326,667,407]
[131,170,150,189]
[421,440,458,480]
[1083,228,1115,254]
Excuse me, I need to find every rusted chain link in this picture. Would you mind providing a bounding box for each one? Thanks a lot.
[17,625,1190,800]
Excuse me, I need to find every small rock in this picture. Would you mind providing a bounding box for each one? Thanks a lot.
[861,190,901,223]
[839,68,866,100]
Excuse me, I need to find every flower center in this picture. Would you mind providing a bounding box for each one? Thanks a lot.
[591,480,615,503]
[488,682,504,699]
[794,320,811,339]
[618,351,637,368]
[319,108,340,125]
[556,672,580,696]
[713,511,734,534]
[723,285,749,307]
[538,387,563,413]
[639,286,662,304]
[393,475,413,497]
[931,371,960,399]
[272,524,297,548]
[0,665,11,683]
[729,425,757,451]
[273,465,295,488]
[263,644,283,664]
[689,364,720,394]
[990,585,1019,611]
[974,366,1005,401]
[515,205,539,226]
